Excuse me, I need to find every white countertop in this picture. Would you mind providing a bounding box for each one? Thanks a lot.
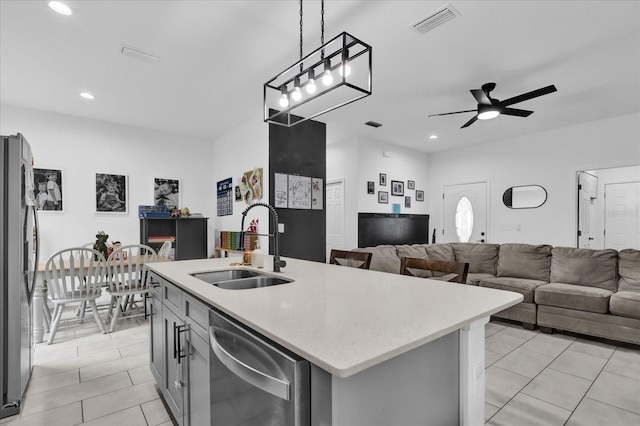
[146,256,522,378]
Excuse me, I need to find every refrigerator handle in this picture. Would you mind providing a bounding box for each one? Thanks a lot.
[26,205,39,303]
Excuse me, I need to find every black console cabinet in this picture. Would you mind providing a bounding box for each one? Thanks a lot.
[140,217,208,260]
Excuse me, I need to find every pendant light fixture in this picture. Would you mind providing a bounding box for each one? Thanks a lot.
[264,0,372,127]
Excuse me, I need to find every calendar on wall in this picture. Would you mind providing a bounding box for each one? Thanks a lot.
[217,177,233,216]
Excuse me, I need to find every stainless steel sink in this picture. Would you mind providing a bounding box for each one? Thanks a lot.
[190,269,293,289]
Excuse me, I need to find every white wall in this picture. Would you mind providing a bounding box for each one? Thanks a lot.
[1,104,215,259]
[327,136,430,249]
[210,115,270,254]
[427,113,640,247]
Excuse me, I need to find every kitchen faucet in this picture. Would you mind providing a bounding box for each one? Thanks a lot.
[240,202,286,272]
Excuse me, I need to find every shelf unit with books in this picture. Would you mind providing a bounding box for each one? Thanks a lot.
[140,217,208,260]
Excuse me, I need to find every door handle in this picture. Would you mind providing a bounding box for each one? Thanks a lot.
[475,239,485,243]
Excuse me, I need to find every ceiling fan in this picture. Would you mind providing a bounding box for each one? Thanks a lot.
[429,82,557,129]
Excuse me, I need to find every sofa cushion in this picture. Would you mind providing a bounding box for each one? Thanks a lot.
[425,244,455,262]
[353,245,400,274]
[451,243,499,274]
[497,243,552,282]
[609,291,640,320]
[396,244,428,259]
[480,277,547,303]
[466,273,495,286]
[618,249,640,291]
[550,247,618,292]
[535,283,613,314]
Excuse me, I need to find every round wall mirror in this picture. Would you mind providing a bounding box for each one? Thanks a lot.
[503,185,547,209]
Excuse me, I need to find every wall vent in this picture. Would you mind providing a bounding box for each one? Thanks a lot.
[412,3,460,34]
[365,121,382,128]
[121,46,160,63]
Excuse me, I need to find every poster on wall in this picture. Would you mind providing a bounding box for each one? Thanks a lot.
[312,178,323,210]
[217,177,233,216]
[274,173,288,208]
[96,173,127,213]
[239,167,263,204]
[288,175,312,209]
[34,168,63,211]
[154,178,180,210]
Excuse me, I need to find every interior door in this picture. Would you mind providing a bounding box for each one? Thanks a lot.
[604,181,640,249]
[577,171,598,248]
[443,182,487,244]
[326,180,345,260]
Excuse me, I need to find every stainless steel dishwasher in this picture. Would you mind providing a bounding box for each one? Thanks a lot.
[209,310,310,426]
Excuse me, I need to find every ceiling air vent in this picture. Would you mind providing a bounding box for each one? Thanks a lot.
[365,121,382,128]
[412,3,460,34]
[121,46,160,63]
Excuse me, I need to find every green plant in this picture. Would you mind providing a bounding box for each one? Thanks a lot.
[93,231,109,260]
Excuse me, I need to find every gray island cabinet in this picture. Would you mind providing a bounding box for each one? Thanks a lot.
[145,257,522,426]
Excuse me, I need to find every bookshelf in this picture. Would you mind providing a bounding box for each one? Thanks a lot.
[140,217,208,260]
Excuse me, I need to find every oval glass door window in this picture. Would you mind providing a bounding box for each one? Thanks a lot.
[455,196,473,242]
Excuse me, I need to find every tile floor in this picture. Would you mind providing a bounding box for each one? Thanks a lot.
[1,310,639,425]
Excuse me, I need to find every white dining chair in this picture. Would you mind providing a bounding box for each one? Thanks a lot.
[45,247,108,344]
[106,244,157,332]
[158,240,172,259]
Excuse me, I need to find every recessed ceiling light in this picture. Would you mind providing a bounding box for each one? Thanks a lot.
[80,92,95,100]
[429,134,438,139]
[48,1,73,16]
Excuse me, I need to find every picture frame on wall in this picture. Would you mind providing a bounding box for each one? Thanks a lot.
[378,191,389,204]
[154,178,179,210]
[379,173,387,186]
[34,168,63,211]
[391,180,404,196]
[408,180,415,190]
[416,190,424,201]
[405,196,411,208]
[367,181,375,194]
[96,173,127,213]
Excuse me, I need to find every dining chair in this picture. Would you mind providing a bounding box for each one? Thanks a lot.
[158,240,172,259]
[45,247,108,344]
[329,249,373,270]
[400,257,470,284]
[106,244,157,332]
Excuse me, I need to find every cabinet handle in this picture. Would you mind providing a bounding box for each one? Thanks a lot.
[150,280,160,288]
[143,293,149,319]
[173,322,178,360]
[177,325,188,364]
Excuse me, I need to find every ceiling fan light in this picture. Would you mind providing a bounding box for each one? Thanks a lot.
[478,105,500,120]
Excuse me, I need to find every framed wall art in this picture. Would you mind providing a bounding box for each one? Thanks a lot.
[154,178,179,210]
[416,190,424,202]
[34,168,63,211]
[96,173,127,213]
[378,191,389,204]
[408,180,415,190]
[405,196,411,208]
[391,180,404,196]
[367,181,375,194]
[379,173,387,186]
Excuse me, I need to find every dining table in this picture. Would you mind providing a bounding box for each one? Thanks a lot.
[33,254,167,343]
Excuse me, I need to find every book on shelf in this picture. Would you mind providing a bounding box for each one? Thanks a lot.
[147,236,176,243]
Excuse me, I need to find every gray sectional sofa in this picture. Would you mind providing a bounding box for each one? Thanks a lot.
[353,242,640,345]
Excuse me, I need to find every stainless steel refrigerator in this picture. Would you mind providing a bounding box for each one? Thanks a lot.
[1,133,39,419]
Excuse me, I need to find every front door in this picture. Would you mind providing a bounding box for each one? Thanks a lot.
[326,179,345,261]
[604,181,640,249]
[443,182,487,244]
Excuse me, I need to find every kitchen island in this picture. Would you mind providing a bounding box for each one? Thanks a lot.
[146,256,522,426]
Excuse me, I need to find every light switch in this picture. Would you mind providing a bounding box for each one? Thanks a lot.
[278,223,285,233]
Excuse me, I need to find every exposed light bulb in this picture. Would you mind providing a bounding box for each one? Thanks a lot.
[305,70,316,94]
[322,59,333,86]
[279,86,289,108]
[339,62,351,77]
[291,77,302,101]
[48,1,73,16]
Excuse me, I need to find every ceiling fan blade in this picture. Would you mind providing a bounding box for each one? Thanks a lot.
[500,107,534,117]
[500,85,557,107]
[471,89,491,105]
[428,109,476,117]
[460,115,478,128]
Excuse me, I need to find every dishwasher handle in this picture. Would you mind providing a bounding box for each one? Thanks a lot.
[209,326,290,401]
